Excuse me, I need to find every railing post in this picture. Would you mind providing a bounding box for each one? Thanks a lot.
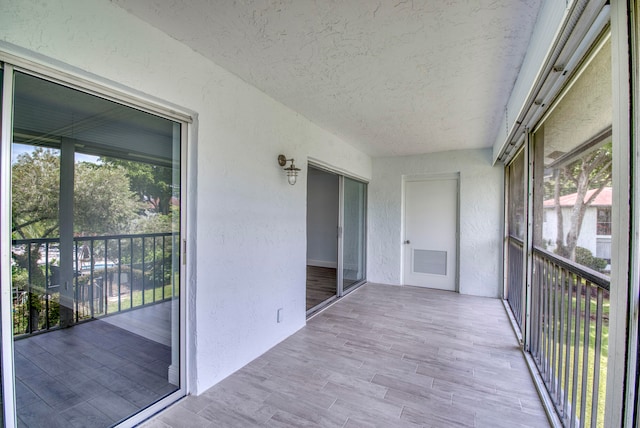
[89,240,94,319]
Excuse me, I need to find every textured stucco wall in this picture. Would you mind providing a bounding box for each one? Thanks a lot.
[0,0,371,394]
[369,149,503,297]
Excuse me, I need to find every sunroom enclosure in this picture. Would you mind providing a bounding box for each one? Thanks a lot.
[1,65,187,426]
[504,24,612,428]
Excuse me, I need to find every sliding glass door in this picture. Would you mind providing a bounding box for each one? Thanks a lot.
[1,66,186,427]
[306,166,367,313]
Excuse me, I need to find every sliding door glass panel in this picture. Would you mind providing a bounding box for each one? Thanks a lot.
[342,177,366,292]
[10,71,181,427]
[530,37,610,427]
[306,166,339,310]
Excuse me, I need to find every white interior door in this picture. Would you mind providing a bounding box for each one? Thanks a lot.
[403,178,458,291]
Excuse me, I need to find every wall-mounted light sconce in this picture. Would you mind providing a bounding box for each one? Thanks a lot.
[277,154,301,185]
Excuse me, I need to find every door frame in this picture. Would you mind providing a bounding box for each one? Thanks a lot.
[0,56,191,427]
[401,173,460,290]
[306,161,368,315]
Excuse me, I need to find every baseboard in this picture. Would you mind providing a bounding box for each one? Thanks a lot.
[307,259,337,268]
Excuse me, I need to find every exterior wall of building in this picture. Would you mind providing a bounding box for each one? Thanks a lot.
[0,0,372,394]
[542,207,599,255]
[368,148,504,298]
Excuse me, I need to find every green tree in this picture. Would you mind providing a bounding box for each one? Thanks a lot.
[11,148,60,238]
[11,147,140,239]
[550,142,612,261]
[101,158,176,215]
[74,162,139,235]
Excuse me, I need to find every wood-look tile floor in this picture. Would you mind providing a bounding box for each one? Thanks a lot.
[143,283,550,427]
[15,303,176,427]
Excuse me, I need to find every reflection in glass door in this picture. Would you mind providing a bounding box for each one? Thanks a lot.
[2,70,184,427]
[341,177,366,294]
[306,167,339,311]
[306,166,367,314]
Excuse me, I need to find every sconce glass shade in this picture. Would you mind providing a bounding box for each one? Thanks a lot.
[286,169,297,185]
[278,154,301,185]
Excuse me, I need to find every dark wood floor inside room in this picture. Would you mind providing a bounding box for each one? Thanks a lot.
[306,266,337,310]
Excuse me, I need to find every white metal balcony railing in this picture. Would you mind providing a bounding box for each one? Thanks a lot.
[532,247,608,428]
[507,236,525,330]
[507,235,609,427]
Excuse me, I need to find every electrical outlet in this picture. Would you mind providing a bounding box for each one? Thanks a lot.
[277,308,283,323]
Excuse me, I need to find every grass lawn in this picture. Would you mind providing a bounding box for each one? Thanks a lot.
[106,283,176,314]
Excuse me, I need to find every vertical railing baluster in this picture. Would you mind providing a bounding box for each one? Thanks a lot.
[563,271,574,423]
[557,266,566,411]
[591,287,603,428]
[540,260,547,368]
[118,239,122,312]
[554,267,566,406]
[545,259,551,382]
[27,242,33,334]
[130,237,134,309]
[551,262,559,394]
[74,240,79,322]
[531,255,538,358]
[103,238,108,314]
[162,235,166,300]
[570,277,583,428]
[530,254,536,355]
[45,243,50,330]
[153,236,157,303]
[580,282,591,427]
[89,239,95,318]
[142,237,146,306]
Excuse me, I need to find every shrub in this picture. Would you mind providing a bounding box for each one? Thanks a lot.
[575,246,607,272]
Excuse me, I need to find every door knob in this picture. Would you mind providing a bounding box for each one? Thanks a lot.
[404,240,410,244]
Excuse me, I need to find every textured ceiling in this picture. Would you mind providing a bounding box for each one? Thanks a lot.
[112,0,543,157]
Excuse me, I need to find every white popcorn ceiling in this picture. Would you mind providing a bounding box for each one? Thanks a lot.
[112,0,543,157]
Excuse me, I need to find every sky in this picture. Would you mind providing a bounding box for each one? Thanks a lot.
[11,143,101,164]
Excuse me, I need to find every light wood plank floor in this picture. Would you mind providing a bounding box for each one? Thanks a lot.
[102,301,172,346]
[143,283,550,427]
